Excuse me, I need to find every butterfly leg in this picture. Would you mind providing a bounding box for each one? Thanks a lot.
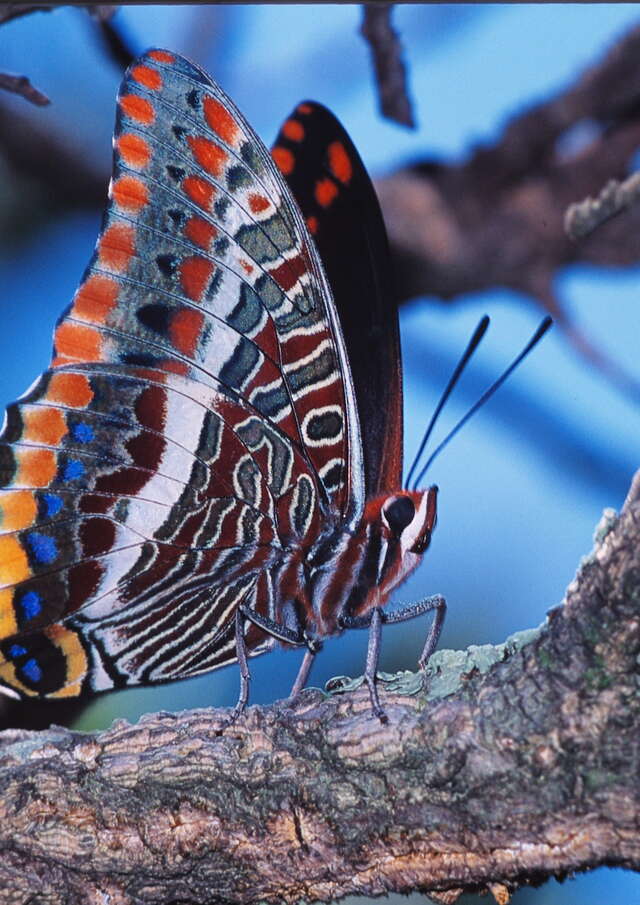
[235,605,322,700]
[364,607,387,722]
[382,594,447,670]
[339,594,446,720]
[230,606,251,723]
[338,607,386,720]
[289,634,324,699]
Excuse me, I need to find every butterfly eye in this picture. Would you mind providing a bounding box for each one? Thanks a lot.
[410,530,432,555]
[382,495,415,537]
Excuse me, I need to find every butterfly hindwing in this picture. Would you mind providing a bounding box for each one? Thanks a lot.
[273,102,403,496]
[0,50,363,699]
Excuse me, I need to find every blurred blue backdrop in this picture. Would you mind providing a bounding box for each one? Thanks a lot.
[1,6,639,904]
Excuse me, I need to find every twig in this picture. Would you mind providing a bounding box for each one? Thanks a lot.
[565,172,640,239]
[360,3,415,128]
[0,475,638,904]
[95,12,136,70]
[0,71,49,106]
[0,4,117,26]
[0,4,52,26]
[84,4,117,22]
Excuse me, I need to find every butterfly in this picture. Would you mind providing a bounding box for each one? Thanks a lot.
[0,48,463,720]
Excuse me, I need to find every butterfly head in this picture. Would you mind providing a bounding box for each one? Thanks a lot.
[378,484,438,566]
[339,485,438,624]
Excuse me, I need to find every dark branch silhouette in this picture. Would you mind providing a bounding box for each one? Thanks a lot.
[0,71,49,106]
[0,5,54,26]
[360,3,415,128]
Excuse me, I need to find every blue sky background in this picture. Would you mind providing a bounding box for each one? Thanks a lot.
[1,7,639,904]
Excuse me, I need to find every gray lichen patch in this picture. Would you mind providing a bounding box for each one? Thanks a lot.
[323,624,547,705]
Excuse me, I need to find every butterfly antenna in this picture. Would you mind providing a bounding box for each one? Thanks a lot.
[412,316,553,490]
[405,315,490,490]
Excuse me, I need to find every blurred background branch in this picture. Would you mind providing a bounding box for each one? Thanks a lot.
[361,3,415,128]
[3,10,640,400]
[0,71,49,105]
[565,172,640,239]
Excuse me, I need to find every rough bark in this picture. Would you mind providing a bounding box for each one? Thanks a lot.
[0,471,637,905]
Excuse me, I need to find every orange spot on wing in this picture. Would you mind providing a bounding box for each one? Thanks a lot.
[16,448,57,488]
[47,373,94,408]
[248,193,270,214]
[131,64,162,91]
[0,536,30,587]
[296,103,313,115]
[71,275,119,325]
[179,256,214,301]
[315,178,338,208]
[148,50,175,63]
[0,491,37,532]
[328,141,353,185]
[271,146,294,176]
[282,119,304,142]
[117,134,151,169]
[240,259,254,275]
[98,223,136,272]
[0,589,18,639]
[111,175,149,212]
[183,176,215,211]
[169,307,205,357]
[45,625,88,697]
[54,323,103,364]
[203,96,238,145]
[184,216,217,249]
[187,136,227,178]
[119,94,155,125]
[306,216,318,235]
[22,408,67,446]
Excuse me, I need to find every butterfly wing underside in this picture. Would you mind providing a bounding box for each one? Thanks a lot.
[273,102,402,497]
[0,49,364,699]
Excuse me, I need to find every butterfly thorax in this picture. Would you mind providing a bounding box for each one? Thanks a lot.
[295,486,438,638]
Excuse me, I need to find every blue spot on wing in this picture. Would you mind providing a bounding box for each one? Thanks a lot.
[19,590,42,620]
[9,644,27,658]
[63,459,85,481]
[27,532,58,564]
[41,493,63,517]
[71,422,94,444]
[21,658,42,683]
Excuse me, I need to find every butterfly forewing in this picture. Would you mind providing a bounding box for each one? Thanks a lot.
[0,49,363,699]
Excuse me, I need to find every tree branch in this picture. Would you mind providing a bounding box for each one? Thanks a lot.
[565,171,640,239]
[0,71,49,106]
[360,3,415,128]
[0,470,638,905]
[3,21,640,300]
[375,22,640,307]
[373,23,640,404]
